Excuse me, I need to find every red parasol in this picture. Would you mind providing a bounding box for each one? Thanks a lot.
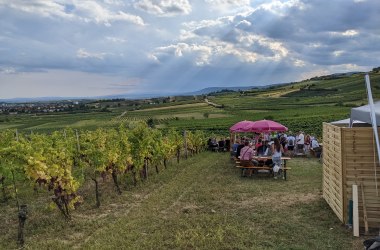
[248,119,288,132]
[229,120,256,132]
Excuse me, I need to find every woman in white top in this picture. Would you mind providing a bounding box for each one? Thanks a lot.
[271,138,284,177]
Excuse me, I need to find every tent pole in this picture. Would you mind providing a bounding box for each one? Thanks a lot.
[365,74,379,196]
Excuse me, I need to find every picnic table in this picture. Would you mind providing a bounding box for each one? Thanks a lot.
[235,156,292,180]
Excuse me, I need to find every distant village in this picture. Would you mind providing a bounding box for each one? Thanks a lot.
[0,101,83,115]
[0,96,194,115]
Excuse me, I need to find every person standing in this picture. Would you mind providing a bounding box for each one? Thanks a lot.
[280,134,287,150]
[271,138,284,179]
[286,133,295,153]
[304,134,311,154]
[296,131,305,154]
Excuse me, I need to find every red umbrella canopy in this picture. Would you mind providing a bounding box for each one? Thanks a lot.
[248,119,288,132]
[229,120,256,132]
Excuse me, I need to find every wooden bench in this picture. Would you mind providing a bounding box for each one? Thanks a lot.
[235,165,291,180]
[294,152,306,157]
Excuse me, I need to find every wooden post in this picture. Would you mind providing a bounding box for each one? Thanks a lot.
[75,129,80,152]
[352,184,359,237]
[144,158,148,179]
[11,170,20,212]
[17,204,27,247]
[15,129,19,142]
[361,182,369,235]
[183,130,188,159]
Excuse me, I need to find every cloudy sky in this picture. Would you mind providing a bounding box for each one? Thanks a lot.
[0,0,379,99]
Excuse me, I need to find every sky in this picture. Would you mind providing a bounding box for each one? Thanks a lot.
[0,0,380,99]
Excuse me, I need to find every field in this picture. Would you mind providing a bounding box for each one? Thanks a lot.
[0,152,363,249]
[1,72,380,138]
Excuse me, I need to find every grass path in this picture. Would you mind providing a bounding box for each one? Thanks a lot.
[1,152,361,249]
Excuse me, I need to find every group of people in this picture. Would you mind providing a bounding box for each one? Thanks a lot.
[232,137,284,178]
[232,131,320,157]
[207,137,230,152]
[286,131,321,156]
[209,131,322,158]
[231,131,322,177]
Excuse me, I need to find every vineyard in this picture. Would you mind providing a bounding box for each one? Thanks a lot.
[2,72,380,138]
[1,72,378,248]
[0,124,207,247]
[0,140,361,249]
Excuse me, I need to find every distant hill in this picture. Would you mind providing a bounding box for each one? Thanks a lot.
[1,68,378,103]
[183,86,259,96]
[0,93,175,103]
[308,71,364,81]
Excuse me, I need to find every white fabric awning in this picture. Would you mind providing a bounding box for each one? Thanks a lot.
[331,118,365,125]
[350,101,380,126]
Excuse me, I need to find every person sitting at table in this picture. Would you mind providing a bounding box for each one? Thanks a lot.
[311,137,322,158]
[224,138,230,151]
[311,137,319,149]
[263,141,274,166]
[208,137,218,151]
[240,140,255,176]
[271,138,284,179]
[236,141,245,159]
[264,141,273,156]
[218,138,225,151]
[231,139,240,157]
[256,138,265,156]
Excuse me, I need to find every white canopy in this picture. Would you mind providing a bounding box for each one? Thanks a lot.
[350,101,380,127]
[331,118,365,126]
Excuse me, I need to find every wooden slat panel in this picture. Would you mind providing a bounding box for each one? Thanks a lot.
[341,126,380,229]
[322,123,344,223]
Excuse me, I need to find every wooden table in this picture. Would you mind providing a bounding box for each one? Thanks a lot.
[252,156,291,168]
[236,156,292,180]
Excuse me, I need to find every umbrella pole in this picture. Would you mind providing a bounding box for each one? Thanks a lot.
[230,133,233,151]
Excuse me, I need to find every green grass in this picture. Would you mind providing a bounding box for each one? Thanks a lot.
[0,153,363,249]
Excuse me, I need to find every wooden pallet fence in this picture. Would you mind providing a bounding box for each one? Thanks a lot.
[323,122,344,222]
[323,122,380,230]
